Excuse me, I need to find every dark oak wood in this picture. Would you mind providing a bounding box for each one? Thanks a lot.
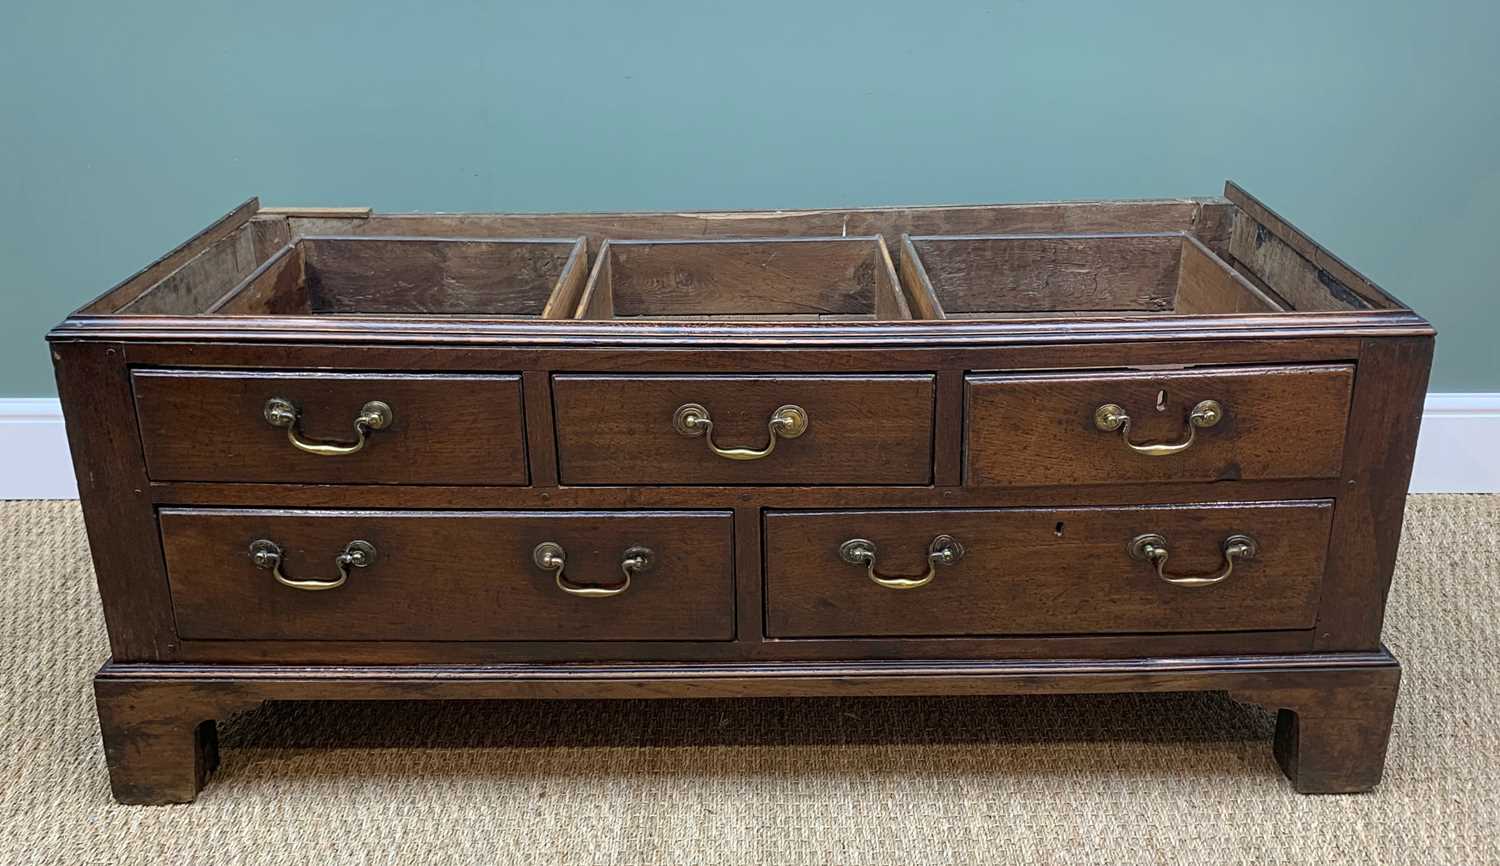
[92,647,1400,803]
[132,369,528,485]
[279,198,1217,252]
[1224,181,1403,310]
[52,342,180,661]
[764,502,1333,637]
[1228,214,1371,311]
[897,235,946,320]
[167,630,1317,664]
[932,369,964,487]
[212,236,590,318]
[118,222,262,314]
[147,478,1346,509]
[299,236,586,316]
[49,187,1432,802]
[54,309,1430,346]
[80,198,259,314]
[159,509,735,642]
[732,504,758,642]
[552,374,935,485]
[965,364,1355,487]
[1315,337,1434,649]
[577,237,908,320]
[210,242,306,314]
[1174,235,1283,314]
[94,676,261,804]
[907,232,1183,314]
[521,370,560,487]
[1230,657,1402,793]
[114,336,1369,373]
[903,232,1279,318]
[165,630,1316,664]
[249,216,293,262]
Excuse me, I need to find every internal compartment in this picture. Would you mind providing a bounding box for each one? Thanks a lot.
[900,231,1283,318]
[574,237,911,320]
[208,235,587,317]
[86,185,1406,323]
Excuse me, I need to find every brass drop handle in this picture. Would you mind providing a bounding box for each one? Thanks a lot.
[533,542,654,598]
[839,535,965,590]
[264,397,393,456]
[1128,533,1258,588]
[1093,399,1223,456]
[673,402,808,461]
[249,539,375,591]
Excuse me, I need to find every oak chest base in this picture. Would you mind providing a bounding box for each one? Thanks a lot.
[52,184,1432,803]
[95,650,1402,804]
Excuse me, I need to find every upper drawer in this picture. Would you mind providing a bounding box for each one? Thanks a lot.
[161,508,735,641]
[552,374,935,485]
[132,370,528,485]
[964,364,1354,487]
[765,501,1332,638]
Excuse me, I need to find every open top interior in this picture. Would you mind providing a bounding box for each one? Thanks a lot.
[78,185,1408,322]
[575,237,909,320]
[198,236,588,318]
[901,232,1282,318]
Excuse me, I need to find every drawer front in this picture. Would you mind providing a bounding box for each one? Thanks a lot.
[552,374,935,485]
[765,502,1331,637]
[133,370,528,485]
[965,364,1354,487]
[161,509,734,641]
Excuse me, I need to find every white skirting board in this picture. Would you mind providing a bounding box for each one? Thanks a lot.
[1,394,1496,499]
[1407,394,1500,494]
[2,399,80,500]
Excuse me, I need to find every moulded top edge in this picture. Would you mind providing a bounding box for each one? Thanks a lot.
[598,235,888,246]
[301,197,1224,221]
[296,234,587,245]
[48,308,1436,346]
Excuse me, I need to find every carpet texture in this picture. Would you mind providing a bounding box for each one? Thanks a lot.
[1,497,1496,865]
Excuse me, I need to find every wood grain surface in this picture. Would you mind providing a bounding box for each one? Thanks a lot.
[160,509,735,642]
[907,232,1183,313]
[117,223,261,315]
[577,237,907,319]
[132,369,528,485]
[965,363,1354,487]
[44,190,1433,804]
[552,374,935,484]
[210,243,307,314]
[1173,234,1283,313]
[92,648,1400,801]
[299,236,585,315]
[764,501,1333,637]
[79,198,259,314]
[1224,180,1402,309]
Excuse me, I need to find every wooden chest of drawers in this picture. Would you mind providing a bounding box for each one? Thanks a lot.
[49,183,1433,803]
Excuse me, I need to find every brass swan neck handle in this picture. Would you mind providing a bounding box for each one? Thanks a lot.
[1128,533,1257,587]
[250,539,375,591]
[673,402,808,461]
[839,535,965,590]
[1094,399,1222,457]
[264,397,393,456]
[533,542,654,598]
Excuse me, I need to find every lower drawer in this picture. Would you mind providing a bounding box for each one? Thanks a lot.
[764,501,1332,637]
[161,509,735,641]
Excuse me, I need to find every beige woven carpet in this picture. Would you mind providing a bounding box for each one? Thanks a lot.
[2,497,1496,865]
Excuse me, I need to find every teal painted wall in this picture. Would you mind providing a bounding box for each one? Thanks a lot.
[4,1,1496,394]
